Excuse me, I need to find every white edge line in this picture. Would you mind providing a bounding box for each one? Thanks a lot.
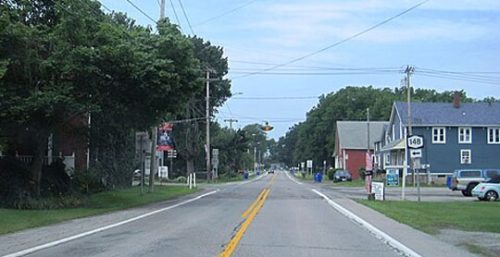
[285,171,303,185]
[2,190,219,257]
[311,189,421,257]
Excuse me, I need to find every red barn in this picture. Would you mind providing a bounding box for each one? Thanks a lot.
[333,121,388,179]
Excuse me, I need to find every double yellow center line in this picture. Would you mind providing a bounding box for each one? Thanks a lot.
[217,174,277,257]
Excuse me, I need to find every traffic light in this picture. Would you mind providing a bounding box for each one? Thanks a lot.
[261,121,273,132]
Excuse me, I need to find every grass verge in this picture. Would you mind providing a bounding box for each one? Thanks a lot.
[359,200,500,234]
[332,179,365,187]
[0,186,198,235]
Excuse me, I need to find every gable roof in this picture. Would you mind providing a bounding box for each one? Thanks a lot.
[336,121,389,150]
[394,101,500,126]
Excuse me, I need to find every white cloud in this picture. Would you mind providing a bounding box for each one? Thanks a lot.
[245,0,499,48]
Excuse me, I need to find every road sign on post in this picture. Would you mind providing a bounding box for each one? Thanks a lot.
[407,135,424,149]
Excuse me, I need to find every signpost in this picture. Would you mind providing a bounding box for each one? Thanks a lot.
[407,135,424,202]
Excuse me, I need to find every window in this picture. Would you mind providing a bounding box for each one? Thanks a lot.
[460,169,479,177]
[432,127,446,144]
[458,127,472,144]
[460,149,471,164]
[487,127,500,144]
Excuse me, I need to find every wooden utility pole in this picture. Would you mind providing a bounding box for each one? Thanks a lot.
[224,118,238,129]
[148,0,166,193]
[206,70,211,181]
[160,0,165,20]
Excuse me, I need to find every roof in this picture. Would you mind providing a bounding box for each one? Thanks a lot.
[395,101,500,126]
[336,121,389,150]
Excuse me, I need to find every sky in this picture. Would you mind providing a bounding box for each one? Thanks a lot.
[100,0,500,139]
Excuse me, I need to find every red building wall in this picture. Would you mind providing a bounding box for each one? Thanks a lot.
[345,149,366,180]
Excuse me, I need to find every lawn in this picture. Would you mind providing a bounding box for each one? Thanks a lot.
[332,179,366,187]
[0,186,198,235]
[360,200,500,234]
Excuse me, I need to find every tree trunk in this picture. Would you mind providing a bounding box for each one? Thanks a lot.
[186,159,195,176]
[30,133,48,197]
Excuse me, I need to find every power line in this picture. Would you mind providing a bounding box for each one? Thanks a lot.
[229,71,400,76]
[168,0,183,31]
[232,96,319,100]
[177,0,194,34]
[124,0,157,24]
[194,0,260,27]
[232,0,429,79]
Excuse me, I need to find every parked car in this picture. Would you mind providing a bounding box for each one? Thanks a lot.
[333,170,352,182]
[448,169,500,196]
[472,176,500,201]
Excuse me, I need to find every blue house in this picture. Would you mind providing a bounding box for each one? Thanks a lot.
[380,98,500,183]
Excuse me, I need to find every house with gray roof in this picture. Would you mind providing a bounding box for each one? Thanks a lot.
[380,98,500,183]
[333,121,389,179]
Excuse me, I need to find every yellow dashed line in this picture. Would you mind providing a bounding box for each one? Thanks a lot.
[218,180,273,257]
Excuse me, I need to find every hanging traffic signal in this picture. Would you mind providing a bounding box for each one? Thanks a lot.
[261,121,274,132]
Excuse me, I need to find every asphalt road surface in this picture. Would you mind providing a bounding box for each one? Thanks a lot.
[7,172,407,257]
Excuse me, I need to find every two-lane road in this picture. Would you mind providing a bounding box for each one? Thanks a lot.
[7,171,403,257]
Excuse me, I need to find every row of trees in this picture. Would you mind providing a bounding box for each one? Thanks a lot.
[0,0,233,198]
[270,86,476,169]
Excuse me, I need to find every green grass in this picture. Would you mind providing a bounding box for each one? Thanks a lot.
[332,179,365,187]
[360,200,500,234]
[0,186,198,235]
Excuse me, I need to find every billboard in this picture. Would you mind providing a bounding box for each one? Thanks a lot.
[157,123,176,151]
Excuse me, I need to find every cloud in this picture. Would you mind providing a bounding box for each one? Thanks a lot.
[246,0,499,47]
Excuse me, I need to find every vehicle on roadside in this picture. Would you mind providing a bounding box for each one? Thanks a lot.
[333,170,352,182]
[448,169,500,196]
[472,176,500,201]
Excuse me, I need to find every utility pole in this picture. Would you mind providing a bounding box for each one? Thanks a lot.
[224,118,238,129]
[206,70,211,181]
[148,0,166,193]
[403,65,414,199]
[160,0,165,19]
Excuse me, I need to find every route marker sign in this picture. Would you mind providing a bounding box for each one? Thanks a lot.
[407,135,424,149]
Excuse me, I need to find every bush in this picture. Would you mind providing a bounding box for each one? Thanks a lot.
[0,157,32,208]
[72,168,105,194]
[359,167,366,180]
[40,159,71,197]
[11,195,84,209]
[327,168,336,180]
[175,176,187,183]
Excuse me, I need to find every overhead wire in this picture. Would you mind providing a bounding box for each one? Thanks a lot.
[194,0,260,27]
[177,0,195,34]
[232,0,429,79]
[168,0,183,32]
[124,0,157,24]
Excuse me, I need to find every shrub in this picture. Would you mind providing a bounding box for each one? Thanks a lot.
[0,157,32,208]
[176,176,187,183]
[359,167,366,180]
[327,168,336,180]
[72,168,105,194]
[40,159,71,197]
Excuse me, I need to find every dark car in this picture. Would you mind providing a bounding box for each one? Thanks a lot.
[333,170,352,182]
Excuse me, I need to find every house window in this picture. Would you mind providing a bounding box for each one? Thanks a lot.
[432,127,446,144]
[487,127,500,144]
[460,149,471,164]
[458,127,472,144]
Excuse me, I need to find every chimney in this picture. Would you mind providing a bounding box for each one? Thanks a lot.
[453,92,461,108]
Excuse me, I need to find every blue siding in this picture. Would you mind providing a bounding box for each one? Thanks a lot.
[392,111,402,140]
[411,127,500,173]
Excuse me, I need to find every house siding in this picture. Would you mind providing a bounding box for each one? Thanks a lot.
[345,149,366,180]
[410,126,500,173]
